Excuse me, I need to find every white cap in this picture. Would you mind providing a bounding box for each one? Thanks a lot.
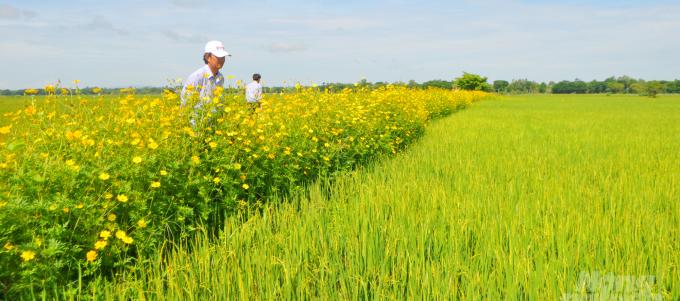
[204,40,230,58]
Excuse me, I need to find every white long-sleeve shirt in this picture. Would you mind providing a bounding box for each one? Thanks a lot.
[245,81,263,103]
[180,65,224,108]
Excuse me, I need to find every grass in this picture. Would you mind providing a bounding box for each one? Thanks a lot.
[37,94,680,299]
[0,96,31,117]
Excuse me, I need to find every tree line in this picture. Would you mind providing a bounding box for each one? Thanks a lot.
[2,75,679,96]
[491,76,680,96]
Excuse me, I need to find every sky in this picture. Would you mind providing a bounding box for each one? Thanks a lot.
[1,0,679,89]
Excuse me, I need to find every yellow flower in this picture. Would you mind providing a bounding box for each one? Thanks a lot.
[65,159,75,167]
[132,156,143,164]
[44,84,56,94]
[98,172,110,180]
[160,170,168,176]
[63,207,70,213]
[104,193,113,199]
[86,250,97,262]
[242,183,250,190]
[34,238,42,247]
[209,142,218,149]
[151,181,161,188]
[116,230,134,244]
[191,155,200,164]
[107,214,116,222]
[212,177,221,184]
[94,240,108,250]
[24,88,38,95]
[4,242,15,251]
[25,106,37,116]
[0,125,11,135]
[21,251,36,262]
[100,230,111,239]
[137,219,147,228]
[233,163,242,170]
[148,142,159,150]
[76,203,84,209]
[116,194,128,202]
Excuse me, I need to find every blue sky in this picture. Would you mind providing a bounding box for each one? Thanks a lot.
[1,0,679,89]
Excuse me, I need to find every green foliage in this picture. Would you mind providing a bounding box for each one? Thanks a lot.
[607,82,625,94]
[507,79,540,94]
[493,80,509,93]
[453,72,492,91]
[552,79,588,94]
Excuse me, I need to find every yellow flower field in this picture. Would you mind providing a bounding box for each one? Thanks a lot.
[0,85,487,295]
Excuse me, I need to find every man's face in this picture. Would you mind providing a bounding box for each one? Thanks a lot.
[207,54,226,70]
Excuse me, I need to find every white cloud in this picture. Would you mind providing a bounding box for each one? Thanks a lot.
[162,29,209,43]
[22,10,37,19]
[80,16,129,35]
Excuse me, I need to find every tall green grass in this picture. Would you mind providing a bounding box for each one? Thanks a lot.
[0,96,31,116]
[84,94,678,299]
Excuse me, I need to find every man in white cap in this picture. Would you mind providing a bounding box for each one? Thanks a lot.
[180,40,231,108]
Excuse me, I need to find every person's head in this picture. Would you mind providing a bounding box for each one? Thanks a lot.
[253,73,261,82]
[203,40,230,72]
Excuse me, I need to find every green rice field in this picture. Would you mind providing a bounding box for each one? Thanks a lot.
[84,94,679,300]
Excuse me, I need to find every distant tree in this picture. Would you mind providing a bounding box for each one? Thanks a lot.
[572,79,588,93]
[539,82,547,93]
[616,75,636,93]
[607,82,625,94]
[374,82,388,89]
[666,80,680,93]
[552,80,587,94]
[507,79,539,94]
[630,81,647,94]
[493,80,509,93]
[588,80,608,93]
[453,72,492,91]
[552,81,570,94]
[645,81,665,98]
[422,80,453,90]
